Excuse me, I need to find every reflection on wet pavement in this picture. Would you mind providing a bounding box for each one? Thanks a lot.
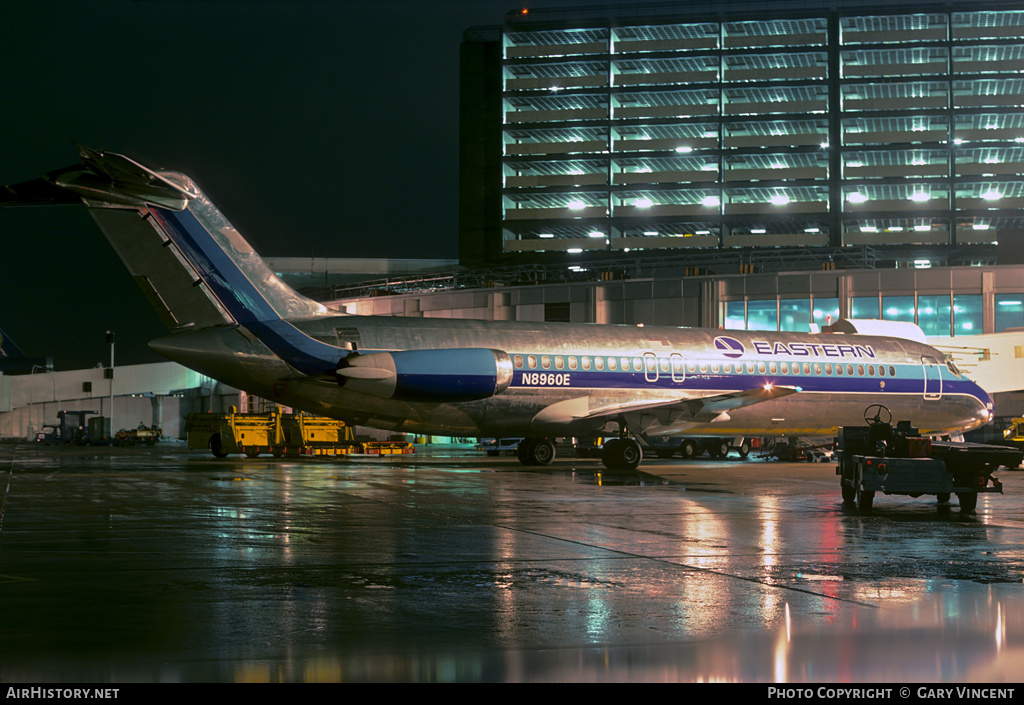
[0,445,1022,681]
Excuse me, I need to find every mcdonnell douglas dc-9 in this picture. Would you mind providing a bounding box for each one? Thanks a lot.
[0,149,995,470]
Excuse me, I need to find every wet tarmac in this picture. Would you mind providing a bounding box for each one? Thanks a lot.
[0,443,1022,682]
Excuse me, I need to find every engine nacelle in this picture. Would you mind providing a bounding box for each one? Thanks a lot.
[335,348,514,402]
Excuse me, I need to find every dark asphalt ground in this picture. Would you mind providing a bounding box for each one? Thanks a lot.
[0,443,1022,682]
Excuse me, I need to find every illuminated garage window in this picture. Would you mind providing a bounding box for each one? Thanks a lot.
[813,298,839,328]
[953,294,983,335]
[917,295,951,336]
[747,300,778,331]
[882,296,916,323]
[851,296,879,318]
[780,299,810,332]
[995,294,1024,332]
[724,301,745,329]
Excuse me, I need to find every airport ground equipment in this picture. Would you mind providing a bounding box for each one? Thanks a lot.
[648,435,751,460]
[114,423,162,446]
[34,410,103,445]
[836,405,1022,512]
[998,418,1024,462]
[186,407,356,458]
[477,438,523,456]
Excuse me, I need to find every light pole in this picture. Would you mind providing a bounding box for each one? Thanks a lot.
[107,331,115,439]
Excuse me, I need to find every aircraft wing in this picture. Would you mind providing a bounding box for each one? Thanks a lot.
[531,384,799,436]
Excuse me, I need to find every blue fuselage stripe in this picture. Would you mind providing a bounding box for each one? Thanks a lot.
[510,354,990,405]
[151,207,340,374]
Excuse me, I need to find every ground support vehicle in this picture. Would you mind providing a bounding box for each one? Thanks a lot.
[760,437,833,463]
[349,441,415,456]
[477,438,523,457]
[648,435,751,460]
[836,405,1022,512]
[186,407,355,458]
[114,424,162,446]
[34,410,103,445]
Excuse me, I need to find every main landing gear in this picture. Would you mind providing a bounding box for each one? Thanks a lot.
[515,434,643,471]
[601,437,643,471]
[516,437,557,466]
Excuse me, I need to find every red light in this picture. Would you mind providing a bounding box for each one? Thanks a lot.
[521,8,529,14]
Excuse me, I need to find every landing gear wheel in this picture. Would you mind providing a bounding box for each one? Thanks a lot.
[516,437,555,466]
[856,489,874,511]
[601,438,642,471]
[712,440,730,459]
[680,439,698,460]
[737,440,751,459]
[516,438,534,465]
[957,492,978,513]
[531,438,556,466]
[863,404,892,426]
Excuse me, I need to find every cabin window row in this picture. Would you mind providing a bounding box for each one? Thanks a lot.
[513,354,897,378]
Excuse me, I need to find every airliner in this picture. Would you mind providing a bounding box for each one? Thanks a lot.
[0,148,994,470]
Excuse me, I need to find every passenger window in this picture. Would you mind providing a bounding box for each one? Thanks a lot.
[746,362,755,374]
[581,356,590,370]
[868,365,874,376]
[857,364,864,376]
[712,363,720,373]
[889,365,896,376]
[633,358,642,372]
[528,355,537,369]
[781,362,789,374]
[542,356,551,369]
[836,363,843,376]
[555,356,564,370]
[877,364,884,377]
[803,363,811,375]
[595,357,604,370]
[813,363,822,375]
[514,355,523,368]
[608,357,617,371]
[673,358,684,373]
[620,357,630,371]
[757,362,766,373]
[847,364,854,376]
[700,362,708,373]
[769,362,777,374]
[568,356,578,370]
[825,363,832,375]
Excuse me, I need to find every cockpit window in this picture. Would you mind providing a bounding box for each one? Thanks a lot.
[945,358,962,378]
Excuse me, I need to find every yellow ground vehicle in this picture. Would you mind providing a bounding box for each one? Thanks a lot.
[185,407,355,458]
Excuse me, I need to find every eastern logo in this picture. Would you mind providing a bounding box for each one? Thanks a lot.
[714,336,745,359]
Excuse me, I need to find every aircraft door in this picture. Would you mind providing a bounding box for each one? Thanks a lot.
[670,352,685,384]
[922,355,942,400]
[643,352,659,384]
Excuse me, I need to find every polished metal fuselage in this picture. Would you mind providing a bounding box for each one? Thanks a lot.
[151,314,993,439]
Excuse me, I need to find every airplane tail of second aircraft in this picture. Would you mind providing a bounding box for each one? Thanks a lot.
[0,147,331,332]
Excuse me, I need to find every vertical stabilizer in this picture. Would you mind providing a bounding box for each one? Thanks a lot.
[1,148,330,332]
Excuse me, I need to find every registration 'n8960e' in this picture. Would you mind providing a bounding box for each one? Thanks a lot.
[521,372,571,387]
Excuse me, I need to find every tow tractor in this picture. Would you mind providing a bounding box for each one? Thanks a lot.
[836,405,1022,512]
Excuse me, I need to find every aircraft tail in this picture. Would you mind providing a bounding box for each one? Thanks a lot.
[0,147,330,332]
[0,327,27,360]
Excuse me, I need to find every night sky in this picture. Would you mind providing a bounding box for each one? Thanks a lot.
[1,0,624,370]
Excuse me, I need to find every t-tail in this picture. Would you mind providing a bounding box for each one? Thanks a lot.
[1,147,340,375]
